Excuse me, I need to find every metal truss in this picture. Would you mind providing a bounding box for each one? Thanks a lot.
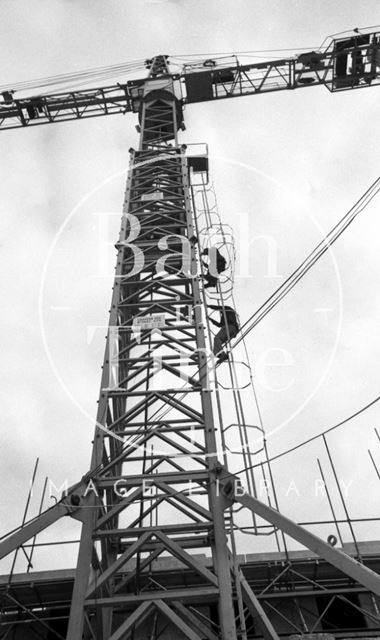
[63,57,242,640]
[0,30,379,131]
[183,30,380,103]
[253,564,380,634]
[1,536,380,637]
[219,470,380,598]
[2,49,380,640]
[0,84,133,130]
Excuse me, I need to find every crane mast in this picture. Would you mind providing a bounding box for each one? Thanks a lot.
[67,55,238,640]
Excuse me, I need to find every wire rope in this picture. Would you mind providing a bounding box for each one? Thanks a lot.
[171,46,322,58]
[233,176,380,348]
[5,26,379,96]
[0,60,146,95]
[235,394,380,476]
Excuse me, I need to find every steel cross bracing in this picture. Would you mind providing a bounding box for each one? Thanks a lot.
[64,56,241,640]
[63,54,380,640]
[0,30,379,130]
[1,38,380,640]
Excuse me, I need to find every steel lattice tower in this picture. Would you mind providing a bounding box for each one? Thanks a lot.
[67,55,239,640]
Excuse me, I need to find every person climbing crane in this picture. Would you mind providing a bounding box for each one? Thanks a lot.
[208,303,240,363]
[201,246,227,288]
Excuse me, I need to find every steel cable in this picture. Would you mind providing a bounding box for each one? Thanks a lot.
[233,176,380,348]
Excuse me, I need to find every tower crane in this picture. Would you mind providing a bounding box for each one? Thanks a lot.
[1,28,380,640]
[0,30,379,130]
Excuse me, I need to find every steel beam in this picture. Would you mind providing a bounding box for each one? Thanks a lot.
[108,601,153,640]
[0,485,87,561]
[155,599,203,640]
[86,587,220,607]
[1,31,379,131]
[219,471,380,597]
[238,570,280,640]
[172,601,219,640]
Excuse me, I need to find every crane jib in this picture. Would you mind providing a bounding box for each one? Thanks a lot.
[0,30,379,130]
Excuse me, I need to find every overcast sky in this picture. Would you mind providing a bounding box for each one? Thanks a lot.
[1,0,380,572]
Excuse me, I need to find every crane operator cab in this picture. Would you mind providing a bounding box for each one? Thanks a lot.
[333,33,380,89]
